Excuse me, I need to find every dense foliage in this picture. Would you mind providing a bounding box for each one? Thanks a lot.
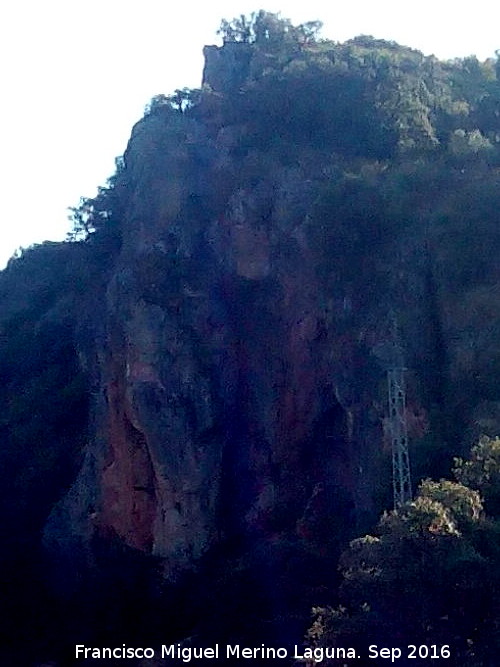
[308,438,500,665]
[209,12,500,161]
[71,11,500,242]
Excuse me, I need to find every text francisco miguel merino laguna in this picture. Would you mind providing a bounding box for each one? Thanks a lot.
[75,643,359,661]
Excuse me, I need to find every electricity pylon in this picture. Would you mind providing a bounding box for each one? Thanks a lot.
[387,364,412,508]
[373,312,413,509]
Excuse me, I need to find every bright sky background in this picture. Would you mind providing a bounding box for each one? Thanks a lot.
[1,0,499,268]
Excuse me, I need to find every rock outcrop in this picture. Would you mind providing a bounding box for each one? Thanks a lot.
[42,33,500,649]
[47,120,421,576]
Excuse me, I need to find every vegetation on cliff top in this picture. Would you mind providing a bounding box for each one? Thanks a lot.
[71,10,500,242]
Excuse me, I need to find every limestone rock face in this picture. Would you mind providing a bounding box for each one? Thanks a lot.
[48,111,382,576]
[202,43,252,93]
[47,43,500,586]
[46,100,435,584]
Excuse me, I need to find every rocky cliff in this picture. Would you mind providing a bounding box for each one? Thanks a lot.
[3,18,500,662]
[47,34,500,586]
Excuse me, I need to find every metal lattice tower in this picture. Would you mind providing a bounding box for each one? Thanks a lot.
[387,364,412,508]
[374,312,413,509]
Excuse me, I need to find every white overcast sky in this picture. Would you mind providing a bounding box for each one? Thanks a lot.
[1,0,499,268]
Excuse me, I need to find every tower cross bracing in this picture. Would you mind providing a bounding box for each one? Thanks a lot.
[387,366,412,508]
